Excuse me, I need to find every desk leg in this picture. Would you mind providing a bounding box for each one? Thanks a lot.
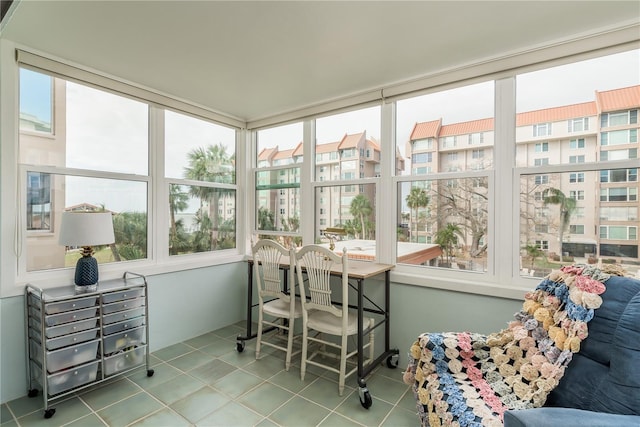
[236,262,254,352]
[385,270,399,368]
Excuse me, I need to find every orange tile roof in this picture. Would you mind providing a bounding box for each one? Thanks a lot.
[366,138,381,151]
[596,85,640,113]
[440,118,494,136]
[292,142,303,157]
[517,102,597,126]
[273,148,295,160]
[258,147,277,161]
[316,141,340,154]
[338,132,365,149]
[410,119,441,140]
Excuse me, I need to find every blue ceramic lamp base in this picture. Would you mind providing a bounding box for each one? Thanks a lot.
[74,255,99,293]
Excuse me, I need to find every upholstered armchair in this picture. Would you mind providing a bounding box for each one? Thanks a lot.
[403,265,640,427]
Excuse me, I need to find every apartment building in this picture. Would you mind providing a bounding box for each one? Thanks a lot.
[407,85,639,261]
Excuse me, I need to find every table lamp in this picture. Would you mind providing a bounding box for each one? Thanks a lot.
[59,212,115,292]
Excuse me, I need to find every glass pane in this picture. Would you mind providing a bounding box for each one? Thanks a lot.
[169,184,236,254]
[20,68,52,133]
[519,170,639,277]
[313,184,376,260]
[256,122,303,168]
[397,178,488,271]
[315,106,381,181]
[255,169,301,233]
[516,49,640,167]
[396,81,495,176]
[66,82,148,174]
[27,174,148,272]
[165,110,236,183]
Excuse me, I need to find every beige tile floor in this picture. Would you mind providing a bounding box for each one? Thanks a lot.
[1,322,419,426]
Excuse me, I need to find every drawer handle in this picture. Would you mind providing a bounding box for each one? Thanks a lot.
[123,294,127,298]
[73,370,78,376]
[72,326,77,331]
[74,349,78,353]
[72,303,76,308]
[124,324,128,328]
[72,315,77,319]
[123,304,128,308]
[124,334,128,338]
[123,314,128,319]
[73,338,77,342]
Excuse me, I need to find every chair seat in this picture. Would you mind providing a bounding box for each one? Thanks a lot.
[263,298,303,318]
[307,310,373,336]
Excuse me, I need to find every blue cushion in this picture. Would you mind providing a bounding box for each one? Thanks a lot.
[504,408,640,427]
[546,274,640,415]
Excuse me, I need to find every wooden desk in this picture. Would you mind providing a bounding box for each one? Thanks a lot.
[236,257,398,408]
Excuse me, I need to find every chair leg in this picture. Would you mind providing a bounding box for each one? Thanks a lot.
[255,309,264,360]
[301,325,308,381]
[285,319,294,371]
[338,335,348,396]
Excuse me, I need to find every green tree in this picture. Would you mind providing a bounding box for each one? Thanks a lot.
[257,206,276,231]
[183,144,235,250]
[435,223,462,265]
[523,243,543,269]
[406,186,429,243]
[112,211,148,260]
[542,188,576,262]
[169,184,190,255]
[350,194,372,239]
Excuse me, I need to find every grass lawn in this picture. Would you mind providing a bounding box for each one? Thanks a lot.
[64,247,116,267]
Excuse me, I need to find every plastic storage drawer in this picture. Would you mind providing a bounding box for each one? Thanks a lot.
[30,339,99,372]
[103,316,145,336]
[104,345,147,376]
[32,360,99,395]
[103,326,145,354]
[102,307,145,325]
[43,296,98,315]
[102,288,144,304]
[41,307,98,327]
[29,327,99,351]
[29,317,98,339]
[102,297,145,315]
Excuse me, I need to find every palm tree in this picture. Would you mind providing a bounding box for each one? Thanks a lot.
[350,194,372,239]
[406,186,429,243]
[523,243,543,269]
[435,223,461,265]
[542,188,576,262]
[169,184,189,254]
[183,144,234,250]
[112,211,148,260]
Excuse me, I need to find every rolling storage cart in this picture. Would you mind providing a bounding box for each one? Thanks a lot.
[25,271,154,419]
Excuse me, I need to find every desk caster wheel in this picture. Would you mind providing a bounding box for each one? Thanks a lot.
[236,341,245,353]
[386,353,399,368]
[147,369,155,377]
[28,389,38,398]
[44,408,56,419]
[359,388,372,409]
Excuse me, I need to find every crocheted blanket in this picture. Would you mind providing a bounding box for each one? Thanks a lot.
[403,264,624,427]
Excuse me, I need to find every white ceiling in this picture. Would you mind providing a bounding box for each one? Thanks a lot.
[2,1,639,123]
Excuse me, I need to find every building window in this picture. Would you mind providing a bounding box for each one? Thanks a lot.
[472,149,484,159]
[569,225,585,234]
[600,187,638,202]
[533,123,552,137]
[569,190,585,200]
[569,155,585,163]
[569,138,586,149]
[469,132,483,145]
[534,158,549,166]
[569,173,584,183]
[535,142,549,152]
[26,172,51,231]
[601,148,638,161]
[601,110,638,127]
[567,117,589,132]
[601,129,638,145]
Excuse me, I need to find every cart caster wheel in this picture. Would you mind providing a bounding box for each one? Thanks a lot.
[359,389,372,409]
[44,408,56,419]
[386,353,399,369]
[236,341,245,352]
[147,369,155,377]
[28,389,38,398]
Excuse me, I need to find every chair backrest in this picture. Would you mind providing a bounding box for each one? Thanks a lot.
[295,245,348,320]
[252,239,294,302]
[546,274,640,415]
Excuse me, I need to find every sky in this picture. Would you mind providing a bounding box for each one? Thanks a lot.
[20,49,640,214]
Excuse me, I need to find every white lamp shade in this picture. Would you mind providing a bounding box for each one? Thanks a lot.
[59,212,115,247]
